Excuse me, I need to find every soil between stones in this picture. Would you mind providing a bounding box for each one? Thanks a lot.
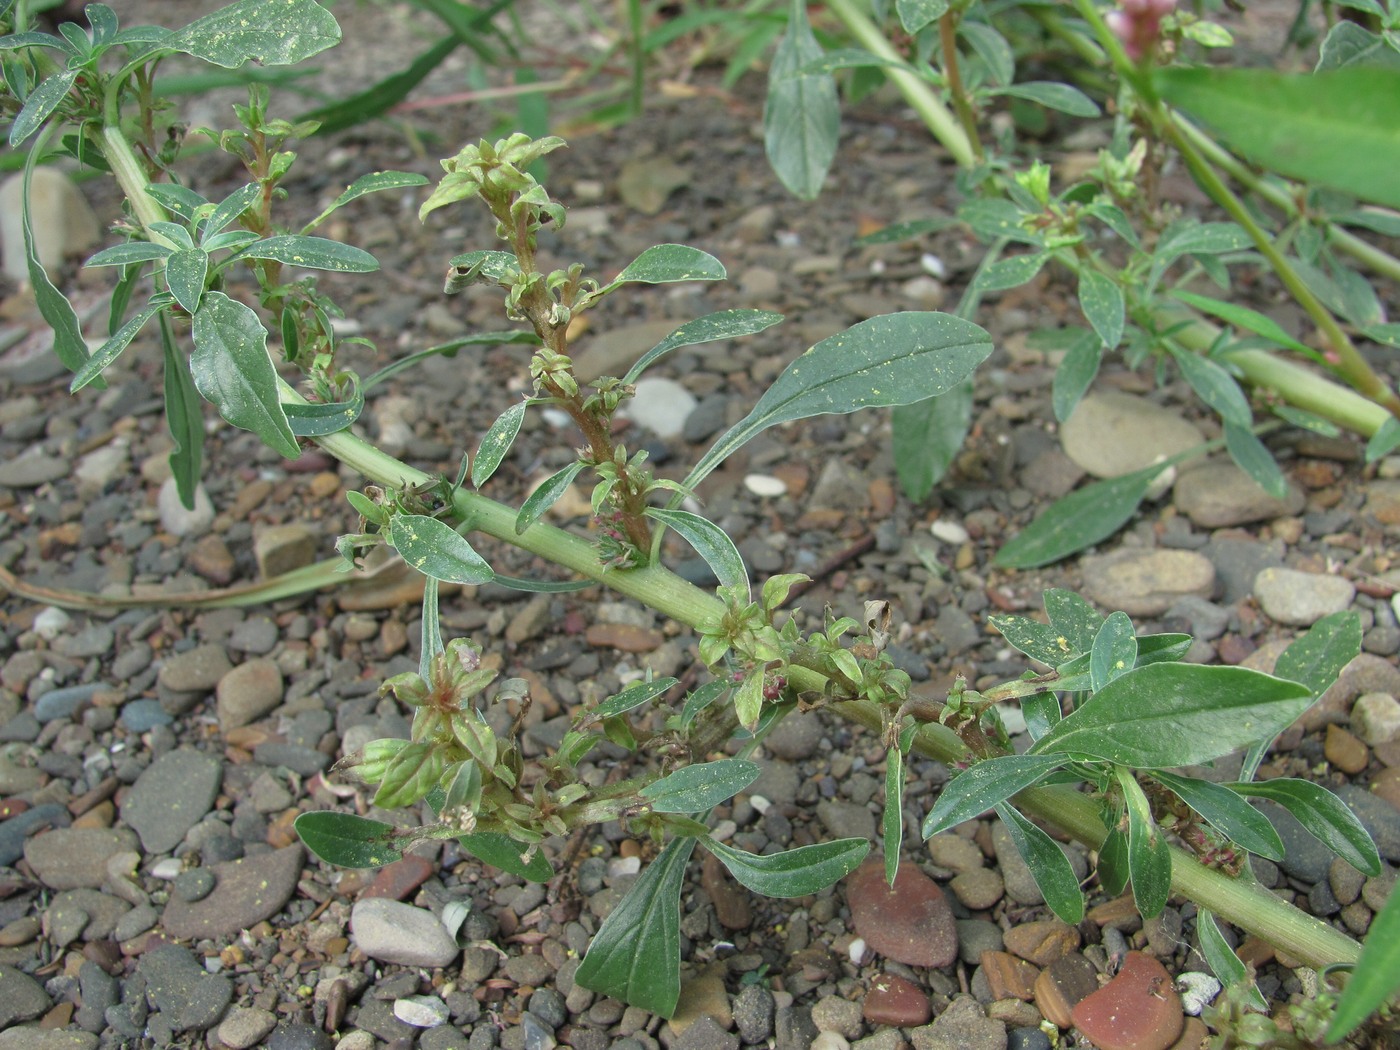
[1,3,1400,1049]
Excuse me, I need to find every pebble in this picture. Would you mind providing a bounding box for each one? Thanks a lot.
[254,523,319,578]
[1059,391,1203,478]
[0,964,50,1027]
[669,972,733,1036]
[157,644,233,694]
[950,867,1005,910]
[172,867,216,902]
[991,822,1047,906]
[1324,725,1370,774]
[1353,692,1400,745]
[1079,548,1215,617]
[732,983,776,1044]
[161,844,304,939]
[0,450,70,488]
[744,473,788,498]
[0,1033,98,1050]
[863,973,931,1027]
[1032,952,1098,1029]
[33,682,101,722]
[219,1007,280,1049]
[351,898,460,967]
[908,994,1006,1050]
[621,377,697,439]
[139,944,234,1032]
[1002,920,1080,967]
[120,698,173,732]
[228,617,280,655]
[267,1022,334,1050]
[812,995,863,1039]
[119,747,221,853]
[24,827,139,890]
[1071,952,1182,1050]
[0,167,100,280]
[395,996,451,1027]
[1173,461,1305,527]
[1336,784,1400,862]
[845,857,957,969]
[217,658,286,730]
[158,477,215,537]
[765,717,824,761]
[1254,567,1355,626]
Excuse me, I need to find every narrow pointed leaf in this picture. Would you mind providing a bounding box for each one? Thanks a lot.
[307,170,430,228]
[896,0,947,33]
[734,670,763,731]
[22,150,95,381]
[1198,910,1267,1011]
[473,401,527,488]
[161,314,203,508]
[1052,329,1102,423]
[973,253,1047,293]
[170,0,341,67]
[1224,422,1288,499]
[203,183,261,241]
[995,81,1101,117]
[1171,290,1314,355]
[70,302,165,392]
[284,385,364,437]
[1030,663,1313,768]
[1229,779,1381,876]
[883,745,904,885]
[1327,884,1400,1042]
[764,0,839,199]
[1124,777,1172,919]
[420,577,442,680]
[294,811,403,868]
[576,836,694,1016]
[702,836,868,897]
[641,758,760,813]
[1090,611,1137,692]
[995,803,1084,923]
[1173,348,1252,428]
[593,678,681,720]
[190,292,299,458]
[689,312,992,489]
[646,508,749,596]
[893,376,973,502]
[679,680,727,730]
[9,66,77,146]
[623,309,783,384]
[1274,611,1362,698]
[86,241,173,267]
[1077,269,1124,350]
[1151,771,1284,861]
[921,754,1067,838]
[236,235,378,272]
[1098,826,1129,896]
[993,463,1161,569]
[516,461,585,534]
[389,514,493,585]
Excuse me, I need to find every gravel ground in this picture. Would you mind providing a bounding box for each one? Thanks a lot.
[1,3,1400,1049]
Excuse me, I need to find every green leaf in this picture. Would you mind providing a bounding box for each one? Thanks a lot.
[1327,879,1400,1042]
[921,754,1067,838]
[1275,611,1363,702]
[764,0,839,200]
[995,81,1101,117]
[388,514,494,585]
[883,745,904,886]
[236,235,378,272]
[473,401,527,488]
[165,248,209,314]
[1171,290,1315,356]
[446,250,518,284]
[1149,220,1252,288]
[170,0,341,68]
[1151,771,1284,861]
[1052,329,1102,423]
[1172,348,1251,428]
[1090,611,1137,692]
[160,314,203,509]
[797,47,913,76]
[21,149,95,382]
[593,677,681,720]
[8,66,77,146]
[1022,693,1061,741]
[515,461,585,534]
[284,385,364,437]
[1224,422,1288,499]
[576,836,694,1016]
[679,680,727,730]
[608,244,726,287]
[294,811,402,868]
[190,292,299,458]
[734,669,764,732]
[374,741,445,808]
[689,312,992,489]
[1084,203,1142,249]
[702,836,868,897]
[458,832,554,882]
[363,330,539,391]
[1030,663,1313,768]
[86,241,174,267]
[993,462,1162,569]
[70,302,165,392]
[994,803,1084,924]
[855,217,958,246]
[896,0,948,34]
[306,170,431,230]
[959,20,1013,86]
[623,309,783,384]
[1043,589,1105,654]
[893,376,973,502]
[1229,779,1381,876]
[1125,776,1172,919]
[1157,66,1400,210]
[1098,825,1129,897]
[202,183,261,241]
[1198,910,1267,1012]
[1077,270,1124,351]
[989,613,1074,668]
[973,253,1046,293]
[959,199,1041,245]
[145,184,206,221]
[646,508,749,597]
[420,577,442,680]
[1366,417,1400,463]
[1271,405,1341,437]
[641,758,760,813]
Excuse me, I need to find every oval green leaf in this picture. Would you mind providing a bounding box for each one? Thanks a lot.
[764,0,839,200]
[623,309,784,384]
[170,0,342,68]
[71,302,165,393]
[459,832,554,883]
[996,81,1101,117]
[593,677,681,720]
[86,241,173,267]
[993,463,1161,569]
[236,235,379,272]
[640,758,760,813]
[611,243,726,286]
[516,461,585,535]
[473,401,528,488]
[1077,269,1124,351]
[646,508,749,596]
[165,248,209,314]
[702,836,869,897]
[1274,611,1362,699]
[922,754,1067,838]
[1089,611,1137,693]
[294,810,403,868]
[388,513,494,585]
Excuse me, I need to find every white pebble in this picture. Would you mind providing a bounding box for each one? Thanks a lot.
[996,703,1027,737]
[1176,972,1221,1015]
[393,996,449,1028]
[32,606,70,641]
[158,477,215,538]
[847,937,868,965]
[920,253,946,279]
[744,473,788,498]
[607,856,640,878]
[749,794,772,815]
[149,858,184,880]
[930,519,969,545]
[541,408,573,429]
[710,819,737,842]
[812,1034,850,1050]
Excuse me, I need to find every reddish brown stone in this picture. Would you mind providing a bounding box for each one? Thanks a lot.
[584,623,664,652]
[1035,952,1099,1029]
[845,857,957,968]
[1071,951,1183,1050]
[863,973,931,1027]
[1324,724,1370,775]
[1087,894,1143,932]
[360,854,436,901]
[1169,1016,1210,1050]
[1003,919,1081,966]
[701,851,752,931]
[981,950,1040,1001]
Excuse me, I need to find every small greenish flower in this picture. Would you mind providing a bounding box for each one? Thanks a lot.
[380,638,498,745]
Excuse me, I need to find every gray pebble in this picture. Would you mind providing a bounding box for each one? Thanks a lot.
[1335,785,1400,862]
[0,802,69,866]
[119,748,222,854]
[173,867,216,902]
[0,964,51,1027]
[528,988,566,1029]
[119,699,172,732]
[75,961,118,1033]
[1262,801,1333,884]
[34,682,101,722]
[138,944,234,1032]
[733,983,776,1044]
[252,742,330,775]
[267,1022,334,1050]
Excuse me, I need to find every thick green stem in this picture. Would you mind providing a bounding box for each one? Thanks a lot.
[101,126,176,247]
[822,0,976,168]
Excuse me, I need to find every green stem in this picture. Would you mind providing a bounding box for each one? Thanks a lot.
[290,381,1361,971]
[1160,120,1400,419]
[822,0,976,168]
[101,126,175,246]
[937,11,983,161]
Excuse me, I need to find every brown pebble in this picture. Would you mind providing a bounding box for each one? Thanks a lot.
[845,857,958,969]
[71,800,115,829]
[986,997,1042,1028]
[1169,1015,1210,1050]
[701,852,752,931]
[1071,951,1183,1050]
[0,915,40,946]
[1003,919,1081,967]
[863,972,931,1027]
[40,1002,74,1029]
[1235,936,1274,970]
[869,477,896,517]
[360,854,435,902]
[309,471,342,499]
[1087,894,1143,932]
[188,534,236,584]
[324,978,349,1032]
[1324,724,1370,774]
[1034,951,1099,1029]
[0,799,29,819]
[981,950,1040,1001]
[1371,767,1400,812]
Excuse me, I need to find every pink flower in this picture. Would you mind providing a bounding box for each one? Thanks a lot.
[1109,0,1177,60]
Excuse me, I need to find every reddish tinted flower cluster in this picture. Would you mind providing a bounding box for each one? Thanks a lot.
[1105,0,1177,61]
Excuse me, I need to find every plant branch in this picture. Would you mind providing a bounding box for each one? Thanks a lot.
[937,10,983,162]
